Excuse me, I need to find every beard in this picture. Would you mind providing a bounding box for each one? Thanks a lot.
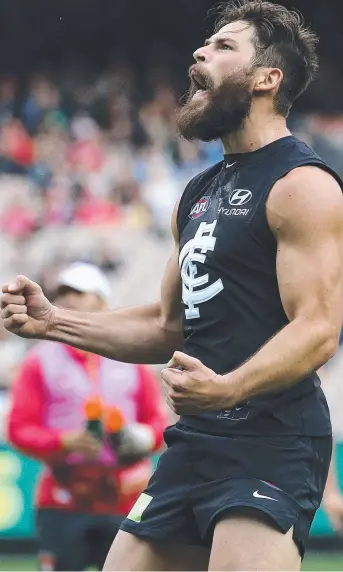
[176,68,254,142]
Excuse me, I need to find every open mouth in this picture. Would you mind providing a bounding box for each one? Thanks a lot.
[191,72,209,96]
[193,75,207,90]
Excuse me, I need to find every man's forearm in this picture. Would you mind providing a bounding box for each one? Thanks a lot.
[46,303,183,364]
[223,318,337,406]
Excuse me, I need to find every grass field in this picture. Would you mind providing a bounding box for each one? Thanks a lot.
[302,553,343,571]
[0,553,342,571]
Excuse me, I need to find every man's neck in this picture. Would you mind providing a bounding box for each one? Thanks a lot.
[221,111,291,155]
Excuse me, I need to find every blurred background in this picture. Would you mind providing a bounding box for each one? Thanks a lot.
[0,0,343,569]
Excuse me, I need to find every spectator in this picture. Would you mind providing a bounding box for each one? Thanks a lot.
[7,262,168,571]
[21,77,66,136]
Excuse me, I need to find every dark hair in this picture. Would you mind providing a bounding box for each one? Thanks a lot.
[214,0,319,116]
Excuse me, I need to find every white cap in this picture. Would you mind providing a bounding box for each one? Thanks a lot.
[57,262,111,302]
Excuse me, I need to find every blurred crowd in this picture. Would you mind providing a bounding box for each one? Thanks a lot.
[0,64,221,386]
[0,66,223,241]
[1,62,343,398]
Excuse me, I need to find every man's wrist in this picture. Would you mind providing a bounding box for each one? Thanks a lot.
[45,305,59,340]
[217,372,242,409]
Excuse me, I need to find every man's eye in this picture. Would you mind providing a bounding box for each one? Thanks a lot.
[221,44,233,51]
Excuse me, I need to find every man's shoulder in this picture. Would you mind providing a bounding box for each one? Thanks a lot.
[267,165,343,236]
[16,345,45,378]
[271,165,343,206]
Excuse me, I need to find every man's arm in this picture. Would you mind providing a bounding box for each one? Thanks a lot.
[1,202,183,364]
[221,166,343,403]
[47,241,182,363]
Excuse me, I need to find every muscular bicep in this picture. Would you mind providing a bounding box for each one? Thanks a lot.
[276,221,343,328]
[160,201,183,335]
[268,167,343,335]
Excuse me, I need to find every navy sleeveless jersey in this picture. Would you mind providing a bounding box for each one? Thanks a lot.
[177,136,343,436]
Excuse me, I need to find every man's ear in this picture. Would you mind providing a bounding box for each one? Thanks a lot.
[254,67,283,95]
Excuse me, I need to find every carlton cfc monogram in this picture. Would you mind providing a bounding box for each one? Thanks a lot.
[179,220,224,319]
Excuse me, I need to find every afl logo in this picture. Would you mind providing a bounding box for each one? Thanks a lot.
[229,189,252,206]
[189,196,211,220]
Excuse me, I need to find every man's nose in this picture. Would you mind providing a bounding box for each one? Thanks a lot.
[193,45,210,63]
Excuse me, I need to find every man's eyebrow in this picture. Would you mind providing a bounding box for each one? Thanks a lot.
[204,35,239,47]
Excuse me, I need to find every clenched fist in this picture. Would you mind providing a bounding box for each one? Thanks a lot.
[1,275,55,339]
[161,351,233,415]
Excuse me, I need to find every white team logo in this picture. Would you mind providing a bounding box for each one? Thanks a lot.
[229,189,252,206]
[179,220,224,319]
